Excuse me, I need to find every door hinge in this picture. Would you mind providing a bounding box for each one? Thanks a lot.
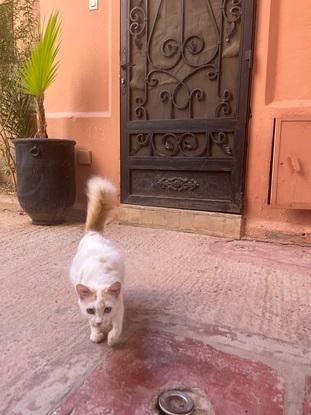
[244,50,253,69]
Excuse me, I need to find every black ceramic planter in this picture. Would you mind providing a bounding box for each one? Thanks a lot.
[13,138,76,225]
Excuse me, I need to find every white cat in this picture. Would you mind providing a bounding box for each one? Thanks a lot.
[70,176,124,346]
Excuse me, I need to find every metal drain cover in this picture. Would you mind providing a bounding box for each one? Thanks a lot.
[158,390,195,415]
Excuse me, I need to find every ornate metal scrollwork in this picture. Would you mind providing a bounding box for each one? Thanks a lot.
[222,0,242,42]
[185,36,205,56]
[180,133,200,155]
[130,133,151,155]
[130,131,234,158]
[162,133,180,156]
[135,97,147,119]
[161,38,180,58]
[210,131,233,155]
[156,177,199,192]
[160,133,202,157]
[146,69,212,120]
[189,88,205,118]
[129,3,146,49]
[215,89,233,117]
[128,0,242,120]
[130,132,205,157]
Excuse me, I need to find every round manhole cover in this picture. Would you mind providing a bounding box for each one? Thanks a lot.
[158,390,195,415]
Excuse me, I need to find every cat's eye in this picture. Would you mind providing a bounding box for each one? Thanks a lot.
[104,306,112,314]
[86,308,95,315]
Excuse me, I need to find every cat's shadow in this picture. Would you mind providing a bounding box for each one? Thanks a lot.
[109,297,156,351]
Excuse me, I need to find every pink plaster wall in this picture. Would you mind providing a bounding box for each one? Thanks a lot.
[244,0,311,243]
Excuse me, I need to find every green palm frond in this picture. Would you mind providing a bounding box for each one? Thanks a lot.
[2,89,36,138]
[20,11,61,97]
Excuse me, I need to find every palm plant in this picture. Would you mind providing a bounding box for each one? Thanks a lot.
[0,0,37,189]
[0,76,36,188]
[12,10,76,225]
[20,11,61,138]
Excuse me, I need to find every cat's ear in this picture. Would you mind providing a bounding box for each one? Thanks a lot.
[106,282,121,298]
[76,284,94,300]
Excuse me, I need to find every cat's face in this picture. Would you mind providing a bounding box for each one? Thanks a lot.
[75,282,121,329]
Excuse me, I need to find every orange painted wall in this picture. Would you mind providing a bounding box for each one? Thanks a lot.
[40,0,121,207]
[245,0,311,243]
[40,0,311,242]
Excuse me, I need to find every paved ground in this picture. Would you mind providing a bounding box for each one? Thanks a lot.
[0,210,311,415]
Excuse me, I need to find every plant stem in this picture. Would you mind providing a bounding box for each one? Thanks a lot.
[35,93,48,138]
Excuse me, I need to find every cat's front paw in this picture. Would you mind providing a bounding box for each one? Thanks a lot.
[107,330,121,347]
[90,331,105,343]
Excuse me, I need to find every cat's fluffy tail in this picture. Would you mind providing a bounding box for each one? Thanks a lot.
[85,176,116,233]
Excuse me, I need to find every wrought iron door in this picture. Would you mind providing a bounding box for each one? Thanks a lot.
[121,0,255,212]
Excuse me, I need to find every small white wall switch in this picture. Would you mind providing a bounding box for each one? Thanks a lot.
[89,0,98,11]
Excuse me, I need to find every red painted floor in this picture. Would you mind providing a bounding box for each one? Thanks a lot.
[55,329,284,415]
[304,377,311,415]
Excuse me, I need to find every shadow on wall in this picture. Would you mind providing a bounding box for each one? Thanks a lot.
[265,0,281,104]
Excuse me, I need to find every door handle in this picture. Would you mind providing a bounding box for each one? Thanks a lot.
[120,77,127,94]
[288,155,302,174]
[120,62,136,70]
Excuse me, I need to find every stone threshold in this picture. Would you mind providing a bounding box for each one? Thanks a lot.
[118,204,242,239]
[0,194,242,239]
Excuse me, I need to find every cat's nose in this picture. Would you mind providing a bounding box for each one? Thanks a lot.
[94,321,102,327]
